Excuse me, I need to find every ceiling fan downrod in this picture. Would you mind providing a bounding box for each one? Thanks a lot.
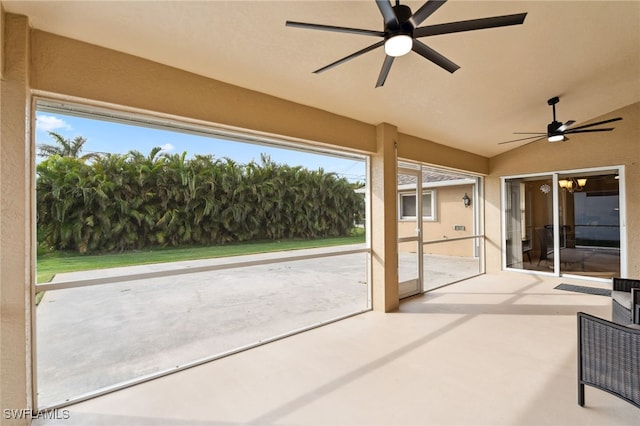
[548,96,560,122]
[547,96,563,139]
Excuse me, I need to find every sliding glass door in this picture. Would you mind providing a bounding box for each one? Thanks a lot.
[557,172,621,277]
[504,168,622,279]
[504,176,553,271]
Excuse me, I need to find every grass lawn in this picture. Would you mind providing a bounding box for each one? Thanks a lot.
[37,228,365,283]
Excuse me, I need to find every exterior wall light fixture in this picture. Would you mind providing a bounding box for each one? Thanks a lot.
[462,193,471,208]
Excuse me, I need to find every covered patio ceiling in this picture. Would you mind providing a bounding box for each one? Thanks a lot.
[4,0,639,157]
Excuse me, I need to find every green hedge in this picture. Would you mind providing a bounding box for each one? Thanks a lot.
[37,149,364,253]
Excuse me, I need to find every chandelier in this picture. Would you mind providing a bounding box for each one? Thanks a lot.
[558,177,587,193]
[539,184,551,194]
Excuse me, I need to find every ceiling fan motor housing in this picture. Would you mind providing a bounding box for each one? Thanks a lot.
[547,121,564,141]
[387,4,414,38]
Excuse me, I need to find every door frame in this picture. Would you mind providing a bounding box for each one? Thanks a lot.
[397,166,424,298]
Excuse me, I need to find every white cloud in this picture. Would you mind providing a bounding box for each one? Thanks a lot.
[36,115,72,132]
[159,143,175,153]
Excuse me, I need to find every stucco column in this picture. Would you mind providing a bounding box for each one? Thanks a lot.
[484,175,502,273]
[1,12,33,423]
[370,123,399,312]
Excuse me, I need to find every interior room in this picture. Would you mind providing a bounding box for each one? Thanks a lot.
[1,1,639,424]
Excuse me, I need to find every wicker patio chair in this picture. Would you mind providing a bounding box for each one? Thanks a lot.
[577,312,640,408]
[612,277,640,324]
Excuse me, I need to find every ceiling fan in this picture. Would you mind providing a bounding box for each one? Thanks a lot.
[286,0,527,87]
[499,97,623,145]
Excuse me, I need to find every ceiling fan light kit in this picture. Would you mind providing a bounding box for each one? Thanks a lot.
[384,34,412,57]
[286,0,527,87]
[547,133,565,143]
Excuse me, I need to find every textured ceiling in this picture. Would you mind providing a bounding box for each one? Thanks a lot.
[4,0,640,157]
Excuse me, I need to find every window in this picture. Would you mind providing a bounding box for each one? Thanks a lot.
[400,191,435,220]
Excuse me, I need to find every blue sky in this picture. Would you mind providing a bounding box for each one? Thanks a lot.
[35,111,366,182]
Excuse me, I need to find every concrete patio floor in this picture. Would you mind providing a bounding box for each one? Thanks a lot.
[36,246,370,407]
[35,244,481,408]
[33,271,639,425]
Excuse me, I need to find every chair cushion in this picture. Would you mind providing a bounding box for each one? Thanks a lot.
[612,290,632,310]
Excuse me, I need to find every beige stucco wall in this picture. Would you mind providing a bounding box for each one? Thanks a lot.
[29,30,380,156]
[398,184,476,257]
[371,123,400,312]
[486,102,640,276]
[398,132,489,176]
[1,12,32,425]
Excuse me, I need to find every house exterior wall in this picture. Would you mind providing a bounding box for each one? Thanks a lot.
[486,102,640,277]
[398,184,476,257]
